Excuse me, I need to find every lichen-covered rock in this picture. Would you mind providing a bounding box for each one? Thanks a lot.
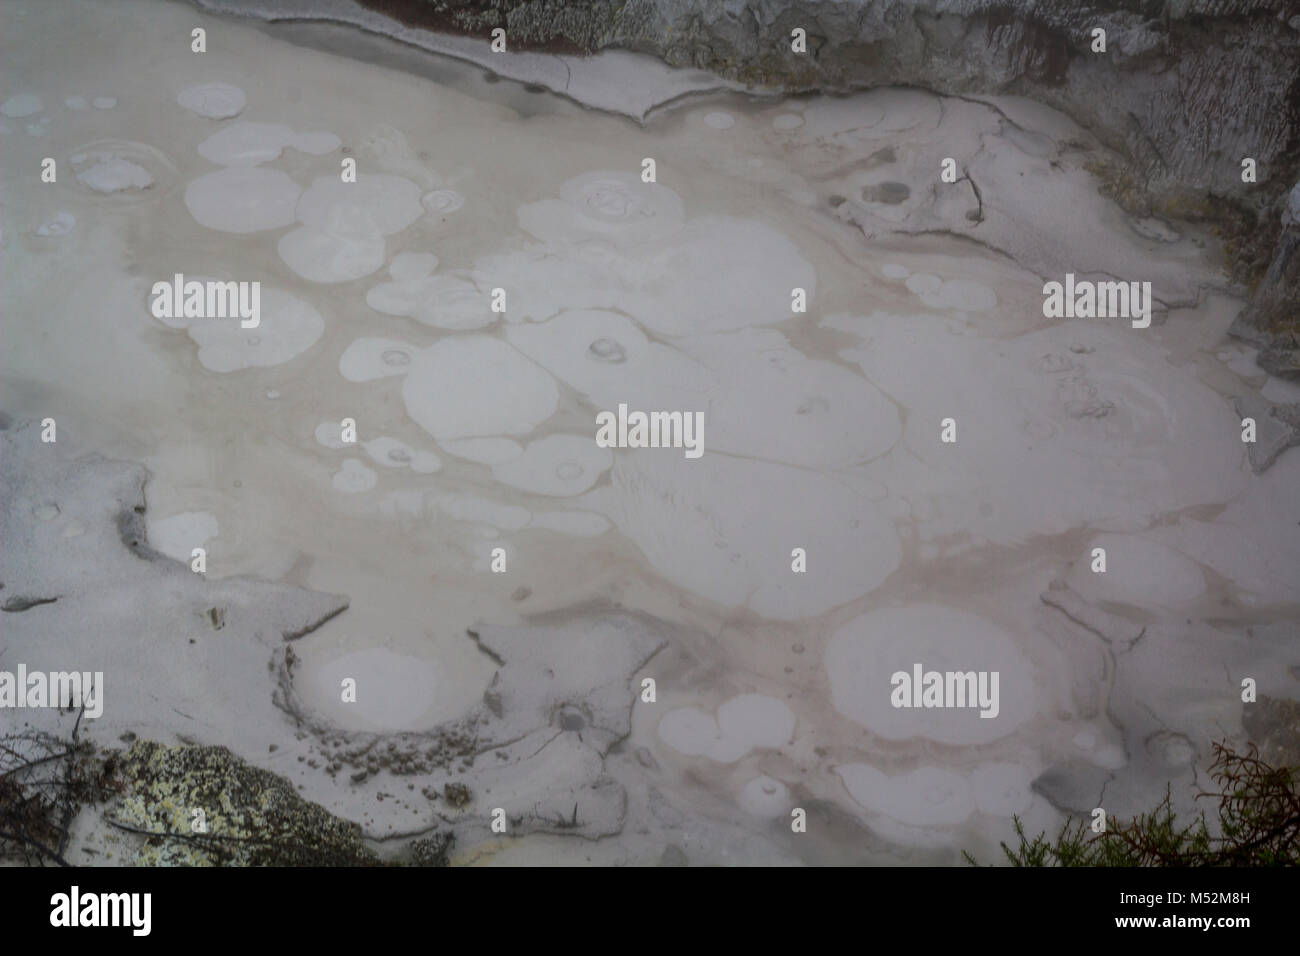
[409,831,455,866]
[111,741,378,866]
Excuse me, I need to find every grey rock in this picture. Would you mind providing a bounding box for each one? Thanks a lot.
[1234,393,1300,472]
[659,844,688,866]
[1031,762,1112,815]
[1230,223,1300,361]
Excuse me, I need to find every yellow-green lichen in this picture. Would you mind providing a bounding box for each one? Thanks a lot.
[112,741,378,866]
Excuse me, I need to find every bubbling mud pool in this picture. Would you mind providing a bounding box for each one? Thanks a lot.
[2,0,1298,866]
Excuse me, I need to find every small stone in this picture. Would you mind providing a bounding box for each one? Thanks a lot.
[659,845,688,866]
[443,782,472,807]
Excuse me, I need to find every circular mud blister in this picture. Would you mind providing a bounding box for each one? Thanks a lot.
[421,189,464,215]
[176,82,246,120]
[66,139,179,205]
